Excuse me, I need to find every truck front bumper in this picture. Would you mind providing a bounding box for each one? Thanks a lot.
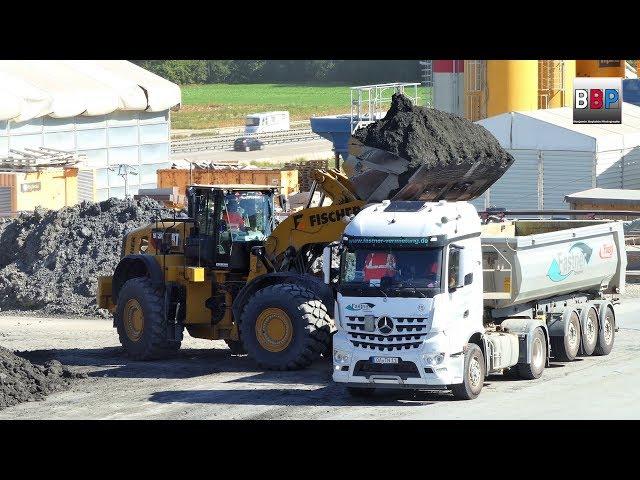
[332,331,463,389]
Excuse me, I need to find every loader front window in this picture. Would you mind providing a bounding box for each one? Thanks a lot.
[221,191,272,241]
[217,191,273,257]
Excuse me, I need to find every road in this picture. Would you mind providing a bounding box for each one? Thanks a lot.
[170,139,335,165]
[1,297,639,420]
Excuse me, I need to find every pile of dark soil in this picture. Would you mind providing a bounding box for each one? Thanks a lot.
[0,197,169,317]
[353,93,514,174]
[0,346,85,409]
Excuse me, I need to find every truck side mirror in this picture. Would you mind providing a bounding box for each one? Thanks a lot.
[323,242,342,286]
[448,246,460,292]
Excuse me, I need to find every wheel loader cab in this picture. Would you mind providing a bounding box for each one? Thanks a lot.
[184,185,276,273]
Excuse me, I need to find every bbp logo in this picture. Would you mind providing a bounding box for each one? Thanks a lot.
[574,77,622,124]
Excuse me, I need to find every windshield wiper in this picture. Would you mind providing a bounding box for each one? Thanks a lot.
[373,284,389,299]
[350,283,389,299]
[395,281,427,298]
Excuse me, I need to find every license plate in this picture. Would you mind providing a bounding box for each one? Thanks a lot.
[371,356,399,364]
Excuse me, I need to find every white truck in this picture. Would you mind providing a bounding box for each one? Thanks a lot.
[330,199,626,399]
[244,111,290,134]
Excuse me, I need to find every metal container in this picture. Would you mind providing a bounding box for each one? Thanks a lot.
[0,167,78,216]
[156,167,299,196]
[482,220,626,308]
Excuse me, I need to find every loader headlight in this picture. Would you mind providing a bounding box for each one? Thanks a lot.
[422,352,445,366]
[334,349,352,364]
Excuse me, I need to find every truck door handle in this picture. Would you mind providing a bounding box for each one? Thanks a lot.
[463,310,469,318]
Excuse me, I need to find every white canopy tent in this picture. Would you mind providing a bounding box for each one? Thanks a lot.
[475,103,640,211]
[0,60,181,122]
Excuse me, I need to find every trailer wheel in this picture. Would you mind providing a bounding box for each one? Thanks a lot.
[593,306,615,356]
[452,344,485,400]
[551,310,581,362]
[346,386,376,398]
[115,277,181,360]
[580,307,599,356]
[517,328,546,379]
[239,283,332,370]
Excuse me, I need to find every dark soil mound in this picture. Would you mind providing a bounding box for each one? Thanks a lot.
[0,346,84,409]
[0,197,169,317]
[353,93,514,173]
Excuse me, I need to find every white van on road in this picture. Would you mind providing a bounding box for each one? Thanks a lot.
[244,111,290,134]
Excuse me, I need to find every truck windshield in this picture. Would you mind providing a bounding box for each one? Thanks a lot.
[339,246,443,296]
[245,117,260,126]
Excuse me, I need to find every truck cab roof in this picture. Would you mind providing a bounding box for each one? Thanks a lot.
[344,200,481,242]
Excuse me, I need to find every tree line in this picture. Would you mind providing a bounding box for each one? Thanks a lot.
[132,60,421,85]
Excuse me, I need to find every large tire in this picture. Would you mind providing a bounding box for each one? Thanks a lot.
[115,277,181,360]
[239,283,332,370]
[580,307,599,356]
[224,340,247,355]
[551,310,581,362]
[517,328,546,379]
[594,306,615,356]
[452,344,485,400]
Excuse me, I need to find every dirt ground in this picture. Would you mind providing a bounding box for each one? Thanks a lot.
[1,297,639,420]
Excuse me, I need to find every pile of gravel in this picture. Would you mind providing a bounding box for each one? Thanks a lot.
[0,346,85,409]
[352,93,514,198]
[0,197,170,317]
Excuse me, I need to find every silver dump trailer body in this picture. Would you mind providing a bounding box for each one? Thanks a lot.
[482,219,626,310]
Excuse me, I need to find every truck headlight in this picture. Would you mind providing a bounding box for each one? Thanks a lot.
[422,352,445,366]
[334,349,352,364]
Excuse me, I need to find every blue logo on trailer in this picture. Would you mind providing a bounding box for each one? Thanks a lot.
[547,242,593,282]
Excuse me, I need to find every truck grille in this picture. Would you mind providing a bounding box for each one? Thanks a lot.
[353,360,420,379]
[345,316,431,351]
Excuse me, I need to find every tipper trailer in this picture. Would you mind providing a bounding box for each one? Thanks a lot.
[330,199,626,399]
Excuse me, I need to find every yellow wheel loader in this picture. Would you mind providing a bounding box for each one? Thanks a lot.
[97,168,365,370]
[97,136,512,370]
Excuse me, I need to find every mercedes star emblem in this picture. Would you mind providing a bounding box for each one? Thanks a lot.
[377,316,394,335]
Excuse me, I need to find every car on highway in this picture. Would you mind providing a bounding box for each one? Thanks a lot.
[234,137,264,152]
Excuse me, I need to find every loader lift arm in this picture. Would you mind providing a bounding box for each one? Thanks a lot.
[260,168,365,275]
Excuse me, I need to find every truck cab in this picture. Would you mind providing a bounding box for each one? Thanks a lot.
[332,199,486,398]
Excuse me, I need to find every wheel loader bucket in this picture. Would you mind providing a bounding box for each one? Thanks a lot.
[344,138,514,203]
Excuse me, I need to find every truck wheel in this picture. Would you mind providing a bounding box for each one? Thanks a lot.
[593,306,615,356]
[115,277,181,360]
[551,310,581,362]
[452,344,485,400]
[517,328,546,379]
[580,307,599,356]
[239,283,332,370]
[346,386,376,398]
[224,340,247,355]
